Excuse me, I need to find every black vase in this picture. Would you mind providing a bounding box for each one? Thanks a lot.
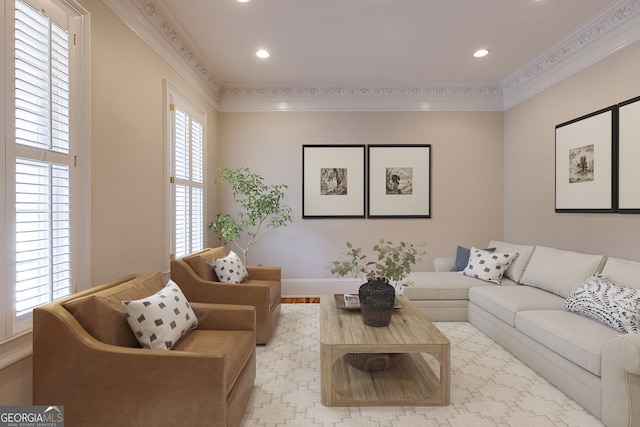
[358,277,395,327]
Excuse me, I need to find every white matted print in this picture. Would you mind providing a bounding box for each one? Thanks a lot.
[618,96,640,213]
[555,107,617,213]
[302,145,365,218]
[368,145,431,218]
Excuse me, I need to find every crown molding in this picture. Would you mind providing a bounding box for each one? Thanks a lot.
[103,0,640,112]
[501,0,640,109]
[100,0,221,108]
[218,85,503,112]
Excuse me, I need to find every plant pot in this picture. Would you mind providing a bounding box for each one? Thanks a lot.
[358,277,395,327]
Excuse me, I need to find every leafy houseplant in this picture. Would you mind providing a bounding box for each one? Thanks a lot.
[330,239,424,287]
[208,167,292,265]
[331,239,425,327]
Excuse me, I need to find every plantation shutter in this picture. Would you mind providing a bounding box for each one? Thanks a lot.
[13,0,73,317]
[171,98,204,259]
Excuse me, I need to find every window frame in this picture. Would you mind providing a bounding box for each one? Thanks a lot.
[165,79,207,269]
[0,0,90,366]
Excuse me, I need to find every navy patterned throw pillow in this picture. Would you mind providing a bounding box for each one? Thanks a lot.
[563,274,640,333]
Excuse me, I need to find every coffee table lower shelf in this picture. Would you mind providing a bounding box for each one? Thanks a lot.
[322,351,446,407]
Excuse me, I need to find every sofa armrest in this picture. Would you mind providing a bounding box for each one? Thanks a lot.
[601,333,640,427]
[191,302,256,332]
[246,265,281,281]
[433,256,455,272]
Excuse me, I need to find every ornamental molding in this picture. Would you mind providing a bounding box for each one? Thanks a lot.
[105,0,640,111]
[501,0,640,95]
[219,85,501,98]
[131,0,222,95]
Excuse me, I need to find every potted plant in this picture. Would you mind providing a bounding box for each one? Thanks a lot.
[208,167,292,265]
[330,239,424,327]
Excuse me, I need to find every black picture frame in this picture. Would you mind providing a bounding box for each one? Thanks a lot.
[367,144,431,218]
[554,106,618,213]
[617,95,640,213]
[302,145,366,218]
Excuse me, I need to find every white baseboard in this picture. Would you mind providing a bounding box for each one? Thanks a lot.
[282,278,362,297]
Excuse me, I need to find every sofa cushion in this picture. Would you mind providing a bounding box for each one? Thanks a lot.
[520,246,604,298]
[462,248,519,284]
[515,310,620,376]
[601,257,640,290]
[451,246,495,272]
[469,286,565,327]
[64,273,165,347]
[488,241,535,283]
[212,251,249,284]
[405,272,515,301]
[563,274,640,333]
[183,247,228,282]
[122,280,198,350]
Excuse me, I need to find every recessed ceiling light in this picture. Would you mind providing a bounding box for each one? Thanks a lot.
[473,49,490,58]
[237,0,250,3]
[256,49,270,59]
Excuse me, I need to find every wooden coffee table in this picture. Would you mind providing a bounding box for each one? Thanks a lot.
[320,294,450,407]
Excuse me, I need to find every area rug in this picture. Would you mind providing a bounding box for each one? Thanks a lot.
[241,304,603,427]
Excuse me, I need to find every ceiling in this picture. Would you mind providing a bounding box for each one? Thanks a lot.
[109,0,640,111]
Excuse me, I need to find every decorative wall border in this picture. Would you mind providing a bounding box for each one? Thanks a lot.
[131,0,222,94]
[502,0,640,94]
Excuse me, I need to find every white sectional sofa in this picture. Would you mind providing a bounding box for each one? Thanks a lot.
[405,241,640,427]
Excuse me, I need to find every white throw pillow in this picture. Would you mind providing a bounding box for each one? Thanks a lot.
[122,280,198,350]
[462,247,519,284]
[212,251,249,284]
[563,274,640,333]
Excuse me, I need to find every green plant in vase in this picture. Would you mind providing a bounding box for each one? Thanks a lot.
[330,239,424,286]
[330,239,424,327]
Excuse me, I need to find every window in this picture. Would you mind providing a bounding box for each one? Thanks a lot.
[167,82,206,260]
[2,0,89,347]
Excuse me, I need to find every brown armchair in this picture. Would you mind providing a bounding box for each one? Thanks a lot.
[33,273,256,427]
[170,247,281,345]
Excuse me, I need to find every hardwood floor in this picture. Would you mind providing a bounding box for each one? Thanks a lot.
[281,297,320,304]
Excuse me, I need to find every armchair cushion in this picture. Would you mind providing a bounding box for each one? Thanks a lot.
[64,273,165,347]
[174,329,255,390]
[122,281,198,350]
[183,247,227,281]
[212,251,248,284]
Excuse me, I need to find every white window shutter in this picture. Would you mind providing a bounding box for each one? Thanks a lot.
[169,92,205,260]
[13,0,73,319]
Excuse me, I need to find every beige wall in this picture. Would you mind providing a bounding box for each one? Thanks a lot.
[217,111,504,278]
[504,39,640,260]
[0,356,31,404]
[86,0,218,285]
[0,0,219,405]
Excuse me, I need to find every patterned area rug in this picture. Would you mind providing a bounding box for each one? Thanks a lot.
[241,304,603,426]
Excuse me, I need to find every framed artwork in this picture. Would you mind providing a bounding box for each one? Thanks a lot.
[555,106,618,213]
[302,145,366,218]
[618,95,640,213]
[367,144,431,218]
